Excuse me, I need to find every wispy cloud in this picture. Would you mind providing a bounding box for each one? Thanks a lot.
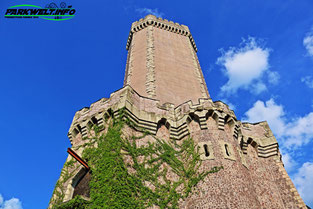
[301,76,313,88]
[0,194,22,209]
[243,99,313,149]
[243,99,285,137]
[135,8,164,18]
[293,162,313,207]
[216,37,274,95]
[268,71,280,85]
[282,152,298,173]
[304,28,313,56]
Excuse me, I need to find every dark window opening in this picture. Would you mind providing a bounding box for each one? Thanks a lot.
[225,144,230,156]
[91,117,98,125]
[73,171,91,198]
[203,144,210,157]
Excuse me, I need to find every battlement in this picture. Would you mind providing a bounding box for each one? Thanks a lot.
[67,85,236,143]
[126,14,198,52]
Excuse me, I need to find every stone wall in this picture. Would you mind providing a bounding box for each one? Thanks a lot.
[49,85,306,208]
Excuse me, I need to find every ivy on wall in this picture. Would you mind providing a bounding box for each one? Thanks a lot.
[53,109,222,209]
[50,159,78,206]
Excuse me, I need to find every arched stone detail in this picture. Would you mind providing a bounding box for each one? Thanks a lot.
[103,108,114,125]
[63,167,89,202]
[225,115,236,139]
[71,124,83,144]
[85,116,100,137]
[187,113,201,130]
[205,109,219,130]
[186,113,201,140]
[247,137,258,149]
[246,137,259,159]
[156,118,171,140]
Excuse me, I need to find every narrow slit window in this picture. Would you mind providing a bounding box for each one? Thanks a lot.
[203,144,210,157]
[225,144,230,156]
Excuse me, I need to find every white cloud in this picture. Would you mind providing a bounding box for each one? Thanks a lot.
[268,71,280,85]
[252,81,267,94]
[217,37,270,95]
[135,8,164,18]
[301,76,313,88]
[282,152,297,173]
[0,194,22,209]
[303,30,313,56]
[293,162,313,207]
[243,99,313,149]
[243,99,285,137]
[284,112,313,148]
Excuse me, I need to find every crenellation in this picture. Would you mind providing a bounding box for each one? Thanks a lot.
[126,15,197,52]
[67,85,248,145]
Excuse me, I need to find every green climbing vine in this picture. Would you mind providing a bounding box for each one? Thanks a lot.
[50,159,78,206]
[53,109,222,209]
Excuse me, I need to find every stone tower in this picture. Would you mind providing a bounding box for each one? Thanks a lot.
[49,15,307,208]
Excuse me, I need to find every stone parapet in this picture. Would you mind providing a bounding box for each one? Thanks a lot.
[126,15,198,52]
[68,85,236,143]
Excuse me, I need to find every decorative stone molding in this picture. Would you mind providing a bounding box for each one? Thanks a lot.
[67,85,277,161]
[240,136,279,159]
[145,25,156,98]
[67,86,238,143]
[126,15,198,52]
[217,114,226,130]
[233,124,240,139]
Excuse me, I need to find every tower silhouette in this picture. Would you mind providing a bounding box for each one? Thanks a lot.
[49,15,306,209]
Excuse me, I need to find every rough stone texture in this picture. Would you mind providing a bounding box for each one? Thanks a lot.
[49,15,307,209]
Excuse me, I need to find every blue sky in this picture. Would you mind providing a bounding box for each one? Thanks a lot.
[0,0,313,208]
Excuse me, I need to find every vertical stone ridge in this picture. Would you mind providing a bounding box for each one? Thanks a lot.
[188,39,209,99]
[123,43,131,86]
[191,47,210,98]
[124,39,134,86]
[145,26,156,98]
[276,161,307,208]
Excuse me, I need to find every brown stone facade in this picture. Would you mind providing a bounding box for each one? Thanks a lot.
[124,15,209,106]
[49,15,307,208]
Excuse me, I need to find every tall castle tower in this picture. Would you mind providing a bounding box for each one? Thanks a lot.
[49,15,307,208]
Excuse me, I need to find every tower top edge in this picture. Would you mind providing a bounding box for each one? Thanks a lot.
[126,14,197,52]
[131,14,190,33]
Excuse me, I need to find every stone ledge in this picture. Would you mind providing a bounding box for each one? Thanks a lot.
[68,86,238,144]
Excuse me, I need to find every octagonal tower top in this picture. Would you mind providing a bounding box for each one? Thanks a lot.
[124,15,210,106]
